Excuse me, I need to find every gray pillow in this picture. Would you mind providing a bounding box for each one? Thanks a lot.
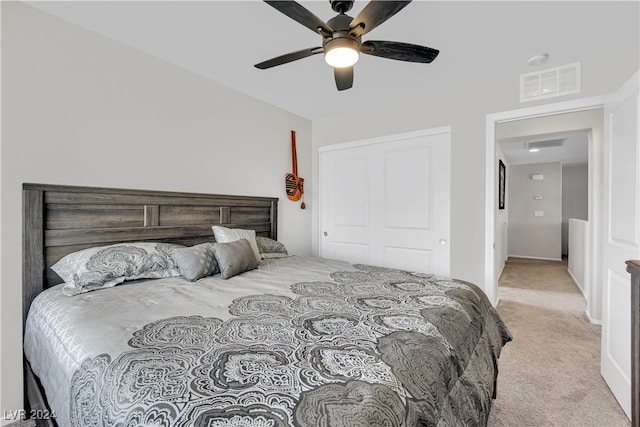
[170,243,218,281]
[255,236,288,258]
[211,226,261,264]
[212,239,258,279]
[51,242,184,296]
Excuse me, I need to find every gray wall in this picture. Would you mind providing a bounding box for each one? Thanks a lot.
[562,164,589,255]
[507,163,563,260]
[1,3,312,417]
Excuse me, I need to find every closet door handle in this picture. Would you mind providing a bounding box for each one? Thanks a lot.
[324,231,328,236]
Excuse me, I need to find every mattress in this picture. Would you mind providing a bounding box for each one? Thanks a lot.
[24,255,511,427]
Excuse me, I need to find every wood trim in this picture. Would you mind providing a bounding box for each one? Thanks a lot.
[44,224,271,246]
[23,183,278,203]
[144,205,160,226]
[24,360,56,427]
[270,200,278,241]
[220,206,231,224]
[23,188,45,329]
[626,260,640,427]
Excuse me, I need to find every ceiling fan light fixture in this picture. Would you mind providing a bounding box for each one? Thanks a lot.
[257,0,438,90]
[324,37,360,68]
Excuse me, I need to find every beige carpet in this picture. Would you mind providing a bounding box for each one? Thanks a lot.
[487,257,630,427]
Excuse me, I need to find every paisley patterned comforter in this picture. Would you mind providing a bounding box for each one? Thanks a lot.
[24,256,511,427]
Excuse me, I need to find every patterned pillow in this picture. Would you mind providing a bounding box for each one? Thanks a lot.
[52,242,184,296]
[211,226,261,264]
[255,236,289,259]
[170,243,219,281]
[212,239,258,279]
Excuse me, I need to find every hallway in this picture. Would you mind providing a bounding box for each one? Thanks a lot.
[487,257,629,426]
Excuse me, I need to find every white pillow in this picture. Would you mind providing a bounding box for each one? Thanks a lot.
[211,226,261,264]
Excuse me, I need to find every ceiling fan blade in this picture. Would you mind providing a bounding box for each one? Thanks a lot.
[334,66,354,91]
[264,1,333,37]
[361,40,439,63]
[255,47,323,69]
[349,1,412,37]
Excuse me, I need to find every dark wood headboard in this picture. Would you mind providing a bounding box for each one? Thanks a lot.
[22,183,278,324]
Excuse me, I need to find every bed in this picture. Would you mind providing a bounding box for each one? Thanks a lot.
[22,183,511,427]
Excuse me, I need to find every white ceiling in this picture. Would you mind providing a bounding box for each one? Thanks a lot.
[496,107,602,165]
[25,1,640,120]
[499,131,589,166]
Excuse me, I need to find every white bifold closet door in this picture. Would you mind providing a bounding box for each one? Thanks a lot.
[319,128,450,276]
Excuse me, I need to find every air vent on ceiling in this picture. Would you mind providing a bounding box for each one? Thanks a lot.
[520,62,581,103]
[527,139,566,150]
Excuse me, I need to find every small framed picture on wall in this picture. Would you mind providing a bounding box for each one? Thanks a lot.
[498,159,506,210]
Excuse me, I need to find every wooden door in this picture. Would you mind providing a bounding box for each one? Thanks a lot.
[601,71,639,420]
[319,129,450,276]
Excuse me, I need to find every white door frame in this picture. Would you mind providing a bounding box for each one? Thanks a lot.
[484,96,607,308]
[318,126,451,155]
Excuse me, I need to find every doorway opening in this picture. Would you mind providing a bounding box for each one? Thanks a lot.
[484,96,607,323]
[496,113,595,301]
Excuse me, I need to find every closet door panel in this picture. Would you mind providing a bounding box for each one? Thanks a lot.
[320,129,450,276]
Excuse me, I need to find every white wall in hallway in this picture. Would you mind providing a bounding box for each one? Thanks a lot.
[508,162,562,260]
[562,164,589,256]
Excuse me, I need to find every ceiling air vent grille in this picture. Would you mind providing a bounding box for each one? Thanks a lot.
[520,62,581,102]
[527,139,566,150]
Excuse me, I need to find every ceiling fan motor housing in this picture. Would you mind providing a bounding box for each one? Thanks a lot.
[323,14,362,64]
[324,13,361,47]
[330,0,354,14]
[323,36,360,54]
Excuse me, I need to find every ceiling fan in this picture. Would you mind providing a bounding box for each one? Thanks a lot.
[255,0,440,91]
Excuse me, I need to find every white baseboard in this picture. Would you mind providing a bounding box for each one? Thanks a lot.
[507,255,563,262]
[586,310,602,325]
[497,260,506,280]
[565,268,600,324]
[566,268,587,299]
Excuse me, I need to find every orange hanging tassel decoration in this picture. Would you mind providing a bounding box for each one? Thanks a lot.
[285,130,304,204]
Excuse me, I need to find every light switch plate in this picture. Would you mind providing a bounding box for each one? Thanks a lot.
[534,210,544,216]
